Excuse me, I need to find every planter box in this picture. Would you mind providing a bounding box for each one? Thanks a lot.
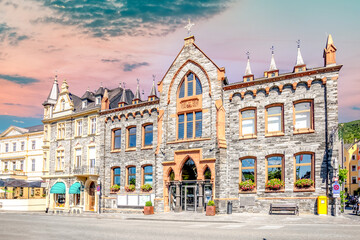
[144,206,154,215]
[206,206,216,216]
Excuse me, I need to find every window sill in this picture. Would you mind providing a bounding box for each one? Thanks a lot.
[74,135,82,138]
[293,186,315,192]
[167,137,211,144]
[125,148,136,152]
[57,138,64,140]
[265,188,285,193]
[239,135,257,140]
[239,189,257,194]
[141,146,153,150]
[293,129,315,135]
[88,133,96,136]
[55,170,64,172]
[111,149,121,153]
[265,132,285,138]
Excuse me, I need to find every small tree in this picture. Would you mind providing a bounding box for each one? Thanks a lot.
[338,165,348,213]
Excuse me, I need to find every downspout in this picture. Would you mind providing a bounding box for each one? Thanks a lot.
[324,82,329,196]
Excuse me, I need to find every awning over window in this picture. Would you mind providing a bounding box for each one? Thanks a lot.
[50,182,65,194]
[69,182,81,194]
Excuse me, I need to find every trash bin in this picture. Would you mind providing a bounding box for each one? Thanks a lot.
[317,196,327,215]
[227,201,233,214]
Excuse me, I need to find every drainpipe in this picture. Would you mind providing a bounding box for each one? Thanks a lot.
[324,82,329,196]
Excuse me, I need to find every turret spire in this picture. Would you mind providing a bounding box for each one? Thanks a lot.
[269,46,277,71]
[43,75,60,106]
[244,51,253,76]
[132,79,141,104]
[148,75,158,101]
[324,34,337,67]
[295,40,304,66]
[118,82,127,107]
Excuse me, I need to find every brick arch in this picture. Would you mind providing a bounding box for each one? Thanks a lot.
[167,59,212,104]
[179,156,198,181]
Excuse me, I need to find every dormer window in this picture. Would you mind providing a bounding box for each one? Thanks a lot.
[82,100,87,109]
[96,96,101,105]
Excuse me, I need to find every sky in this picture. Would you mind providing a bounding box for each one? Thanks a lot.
[0,0,359,132]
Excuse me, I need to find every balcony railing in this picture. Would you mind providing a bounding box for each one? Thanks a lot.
[73,165,99,176]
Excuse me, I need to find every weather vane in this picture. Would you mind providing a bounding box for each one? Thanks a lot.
[152,74,156,82]
[123,82,126,89]
[296,39,301,48]
[184,19,195,36]
[270,46,275,54]
[246,51,250,59]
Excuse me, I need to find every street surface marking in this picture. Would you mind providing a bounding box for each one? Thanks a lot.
[257,225,284,229]
[217,224,245,229]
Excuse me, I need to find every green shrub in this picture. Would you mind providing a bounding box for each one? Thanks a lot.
[207,200,215,206]
[294,179,314,188]
[239,180,255,191]
[145,201,152,207]
[141,184,152,192]
[265,178,284,190]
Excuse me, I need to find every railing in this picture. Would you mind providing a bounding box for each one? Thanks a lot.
[73,165,99,176]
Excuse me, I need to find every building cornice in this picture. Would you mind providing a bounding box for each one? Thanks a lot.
[0,131,43,140]
[42,108,100,123]
[100,99,159,115]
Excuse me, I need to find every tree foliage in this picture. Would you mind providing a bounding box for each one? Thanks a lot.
[338,120,360,144]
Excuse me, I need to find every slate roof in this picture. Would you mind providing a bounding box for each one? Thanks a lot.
[26,125,44,133]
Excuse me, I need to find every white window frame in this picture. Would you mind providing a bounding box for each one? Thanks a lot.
[32,159,36,172]
[76,119,83,137]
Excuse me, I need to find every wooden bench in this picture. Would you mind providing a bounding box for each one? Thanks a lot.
[269,203,299,215]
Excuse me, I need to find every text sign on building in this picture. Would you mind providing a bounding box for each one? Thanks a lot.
[332,181,340,197]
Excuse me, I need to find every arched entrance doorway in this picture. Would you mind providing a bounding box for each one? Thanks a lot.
[88,182,95,211]
[181,159,198,211]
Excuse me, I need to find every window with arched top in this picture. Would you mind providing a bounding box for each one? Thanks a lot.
[169,169,175,181]
[204,167,211,180]
[178,72,202,98]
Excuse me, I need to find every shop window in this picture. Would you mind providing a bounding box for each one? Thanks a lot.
[177,112,202,139]
[239,157,256,184]
[127,127,136,148]
[266,155,284,182]
[128,167,136,185]
[265,104,284,135]
[143,165,153,185]
[239,108,256,138]
[143,124,153,147]
[112,129,121,150]
[55,194,65,207]
[294,100,314,133]
[178,72,202,98]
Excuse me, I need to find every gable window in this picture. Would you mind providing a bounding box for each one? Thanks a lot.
[13,142,16,152]
[143,124,153,147]
[112,129,121,150]
[127,166,136,185]
[76,120,83,136]
[21,141,25,151]
[82,100,87,109]
[56,149,64,170]
[266,155,284,184]
[127,127,136,149]
[178,72,202,98]
[265,104,284,135]
[177,112,202,140]
[75,148,82,168]
[239,108,256,138]
[96,96,101,105]
[294,100,314,133]
[239,157,256,186]
[90,117,97,135]
[112,167,121,186]
[32,140,36,150]
[57,123,65,139]
[143,165,153,185]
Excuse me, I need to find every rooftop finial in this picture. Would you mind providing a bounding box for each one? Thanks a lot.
[123,82,126,89]
[184,19,195,36]
[244,51,252,76]
[100,82,103,88]
[246,51,250,60]
[296,39,301,48]
[270,46,274,54]
[119,82,122,88]
[269,46,277,71]
[295,39,305,66]
[149,75,157,98]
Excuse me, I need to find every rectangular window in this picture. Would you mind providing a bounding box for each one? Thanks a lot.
[113,167,121,186]
[113,129,121,150]
[352,155,356,160]
[5,143,8,153]
[128,167,136,185]
[57,123,65,139]
[89,147,96,168]
[127,127,136,148]
[352,165,356,172]
[352,177,357,184]
[90,118,97,134]
[266,155,283,181]
[12,161,16,171]
[96,97,101,105]
[32,140,36,150]
[13,142,16,152]
[75,148,82,167]
[266,105,283,134]
[294,100,313,132]
[240,109,256,137]
[21,141,25,151]
[76,120,83,136]
[143,165,153,185]
[177,111,202,140]
[56,150,64,170]
[32,159,36,171]
[143,125,153,146]
[294,153,313,183]
[20,160,24,171]
[240,158,256,184]
[82,100,87,108]
[4,162,8,170]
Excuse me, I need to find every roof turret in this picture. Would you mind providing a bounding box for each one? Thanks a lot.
[43,75,60,105]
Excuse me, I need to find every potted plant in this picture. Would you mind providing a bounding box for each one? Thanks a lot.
[206,200,216,216]
[143,201,154,215]
[42,193,46,198]
[239,180,256,191]
[110,184,120,192]
[125,184,135,192]
[266,178,285,190]
[141,184,152,192]
[294,179,314,188]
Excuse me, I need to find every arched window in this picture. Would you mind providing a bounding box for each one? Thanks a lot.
[143,165,153,185]
[169,169,175,181]
[112,167,121,186]
[204,167,211,180]
[178,72,202,98]
[181,158,197,180]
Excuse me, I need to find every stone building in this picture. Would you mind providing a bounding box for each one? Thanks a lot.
[98,34,342,214]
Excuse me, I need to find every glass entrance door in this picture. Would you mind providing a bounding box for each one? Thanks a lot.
[182,185,197,211]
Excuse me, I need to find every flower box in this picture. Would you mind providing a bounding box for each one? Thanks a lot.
[265,178,284,191]
[110,184,120,193]
[125,184,135,192]
[141,184,152,192]
[239,180,256,193]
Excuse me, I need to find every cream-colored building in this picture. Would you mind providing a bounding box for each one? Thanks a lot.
[344,143,360,195]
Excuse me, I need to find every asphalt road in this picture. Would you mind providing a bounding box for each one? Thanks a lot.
[0,212,360,240]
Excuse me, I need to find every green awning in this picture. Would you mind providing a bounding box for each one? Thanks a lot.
[69,182,81,194]
[50,182,65,194]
